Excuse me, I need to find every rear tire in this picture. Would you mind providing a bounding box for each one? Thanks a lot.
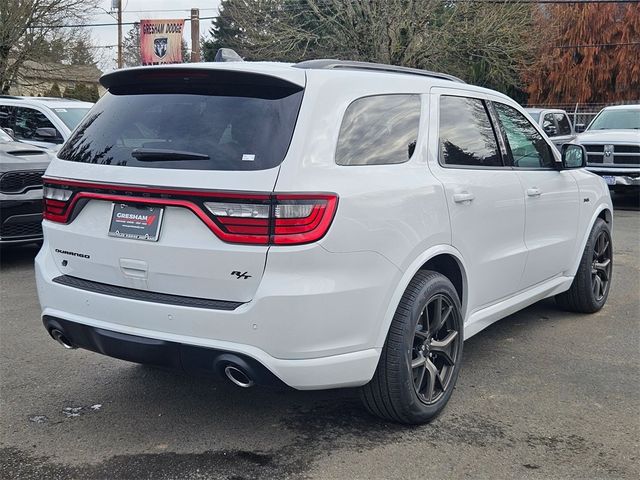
[555,218,612,313]
[360,270,463,424]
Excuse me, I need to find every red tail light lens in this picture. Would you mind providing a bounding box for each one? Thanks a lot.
[272,194,338,245]
[42,178,338,246]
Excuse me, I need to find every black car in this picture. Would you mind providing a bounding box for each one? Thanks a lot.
[0,128,51,245]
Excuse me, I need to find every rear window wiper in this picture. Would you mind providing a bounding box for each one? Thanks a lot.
[131,148,210,161]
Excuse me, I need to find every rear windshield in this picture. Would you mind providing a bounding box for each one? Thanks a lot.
[58,83,304,171]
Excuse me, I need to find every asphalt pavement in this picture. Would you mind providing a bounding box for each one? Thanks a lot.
[1,194,638,480]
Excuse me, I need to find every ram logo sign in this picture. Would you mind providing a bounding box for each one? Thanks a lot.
[140,19,184,65]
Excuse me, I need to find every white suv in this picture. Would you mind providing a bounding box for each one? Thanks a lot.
[35,59,613,424]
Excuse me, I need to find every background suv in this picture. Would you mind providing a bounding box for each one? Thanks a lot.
[36,59,612,424]
[0,128,51,245]
[0,96,93,149]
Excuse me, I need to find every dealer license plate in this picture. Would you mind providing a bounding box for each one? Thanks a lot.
[108,203,164,241]
[602,176,616,186]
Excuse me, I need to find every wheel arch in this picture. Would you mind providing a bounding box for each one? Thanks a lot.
[568,203,613,277]
[375,245,469,348]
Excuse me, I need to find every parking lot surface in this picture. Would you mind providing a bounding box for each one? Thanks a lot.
[1,197,638,480]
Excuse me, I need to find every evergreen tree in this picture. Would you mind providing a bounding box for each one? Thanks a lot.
[122,23,141,67]
[46,82,62,97]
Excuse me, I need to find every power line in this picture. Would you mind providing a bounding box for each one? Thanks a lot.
[555,41,640,48]
[32,16,217,29]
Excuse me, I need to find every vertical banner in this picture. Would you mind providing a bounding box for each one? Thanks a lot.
[140,19,185,65]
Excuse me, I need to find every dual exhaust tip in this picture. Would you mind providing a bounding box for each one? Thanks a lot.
[50,328,76,350]
[223,364,255,388]
[49,327,256,388]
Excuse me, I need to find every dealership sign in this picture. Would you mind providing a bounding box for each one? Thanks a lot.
[140,19,184,65]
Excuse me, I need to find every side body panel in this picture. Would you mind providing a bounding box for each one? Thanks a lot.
[426,87,527,311]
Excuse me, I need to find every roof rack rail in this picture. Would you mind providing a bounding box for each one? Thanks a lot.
[293,59,465,84]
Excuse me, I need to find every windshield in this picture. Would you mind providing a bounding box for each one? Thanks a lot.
[526,111,540,122]
[588,109,640,130]
[51,107,91,130]
[58,87,303,171]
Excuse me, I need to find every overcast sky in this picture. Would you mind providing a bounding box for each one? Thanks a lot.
[90,0,222,71]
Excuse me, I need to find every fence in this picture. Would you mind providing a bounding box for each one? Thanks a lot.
[523,100,639,128]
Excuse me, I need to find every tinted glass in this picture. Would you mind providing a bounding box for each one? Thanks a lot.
[59,89,303,171]
[51,107,91,129]
[439,96,501,167]
[12,107,62,143]
[336,95,420,166]
[554,113,572,135]
[542,113,557,136]
[0,106,13,131]
[588,109,640,130]
[494,103,554,169]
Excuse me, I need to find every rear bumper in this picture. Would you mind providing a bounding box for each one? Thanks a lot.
[35,238,397,390]
[43,315,286,387]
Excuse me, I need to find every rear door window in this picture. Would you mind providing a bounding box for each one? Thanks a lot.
[59,80,304,171]
[335,95,420,166]
[438,95,502,168]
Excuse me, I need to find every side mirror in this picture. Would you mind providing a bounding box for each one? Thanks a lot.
[543,125,557,137]
[2,127,15,138]
[560,143,587,169]
[34,127,58,139]
[574,123,586,133]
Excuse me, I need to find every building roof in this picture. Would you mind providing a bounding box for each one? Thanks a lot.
[18,60,102,84]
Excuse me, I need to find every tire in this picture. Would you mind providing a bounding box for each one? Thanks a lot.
[360,270,463,424]
[555,218,612,313]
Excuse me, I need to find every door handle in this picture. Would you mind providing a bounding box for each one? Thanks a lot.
[526,187,542,197]
[452,192,475,204]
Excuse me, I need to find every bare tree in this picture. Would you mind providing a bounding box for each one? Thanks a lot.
[205,0,549,93]
[0,0,100,93]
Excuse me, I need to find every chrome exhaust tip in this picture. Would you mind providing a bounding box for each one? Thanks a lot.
[224,364,254,388]
[50,329,76,349]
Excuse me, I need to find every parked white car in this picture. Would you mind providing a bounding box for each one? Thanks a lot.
[572,104,640,192]
[36,59,613,424]
[0,96,93,150]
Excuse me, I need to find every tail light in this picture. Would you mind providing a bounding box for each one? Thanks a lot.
[42,178,338,246]
[43,185,73,222]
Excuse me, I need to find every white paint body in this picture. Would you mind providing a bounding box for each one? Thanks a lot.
[35,62,612,389]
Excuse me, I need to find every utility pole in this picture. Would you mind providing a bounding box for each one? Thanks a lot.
[190,8,200,62]
[117,0,123,68]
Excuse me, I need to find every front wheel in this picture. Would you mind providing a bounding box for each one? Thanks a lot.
[555,218,612,313]
[360,270,463,424]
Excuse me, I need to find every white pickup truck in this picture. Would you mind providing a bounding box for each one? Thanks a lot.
[572,104,640,192]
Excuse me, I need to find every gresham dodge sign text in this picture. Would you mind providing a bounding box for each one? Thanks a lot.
[140,19,185,65]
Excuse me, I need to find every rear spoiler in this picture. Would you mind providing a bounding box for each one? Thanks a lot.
[100,66,305,95]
